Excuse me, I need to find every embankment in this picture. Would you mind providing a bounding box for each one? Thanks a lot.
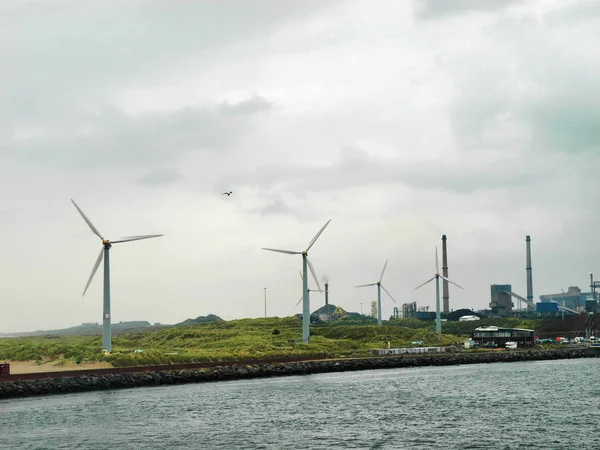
[0,348,595,400]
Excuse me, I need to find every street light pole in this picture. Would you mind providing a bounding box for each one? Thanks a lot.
[264,288,267,318]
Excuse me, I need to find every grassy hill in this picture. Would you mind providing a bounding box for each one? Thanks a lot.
[0,315,588,368]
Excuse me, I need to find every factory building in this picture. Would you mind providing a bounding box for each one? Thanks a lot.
[539,286,594,312]
[472,326,535,348]
[490,285,513,314]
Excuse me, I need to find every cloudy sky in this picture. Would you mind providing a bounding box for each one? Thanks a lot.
[1,0,599,333]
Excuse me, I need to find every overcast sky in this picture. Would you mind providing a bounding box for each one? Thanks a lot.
[1,0,599,333]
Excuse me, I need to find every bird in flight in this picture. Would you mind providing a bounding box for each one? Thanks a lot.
[223,191,232,196]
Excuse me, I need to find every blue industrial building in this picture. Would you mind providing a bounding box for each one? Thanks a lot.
[536,301,559,314]
[539,286,594,312]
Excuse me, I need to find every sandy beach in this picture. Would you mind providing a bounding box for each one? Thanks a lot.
[4,360,113,374]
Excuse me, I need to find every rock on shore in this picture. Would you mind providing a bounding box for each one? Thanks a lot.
[0,349,593,400]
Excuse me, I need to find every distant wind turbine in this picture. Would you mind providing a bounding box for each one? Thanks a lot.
[295,270,324,308]
[414,246,463,333]
[355,259,396,326]
[262,219,331,343]
[71,199,163,354]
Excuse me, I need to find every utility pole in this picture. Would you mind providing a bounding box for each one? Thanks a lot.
[360,302,363,317]
[264,288,267,318]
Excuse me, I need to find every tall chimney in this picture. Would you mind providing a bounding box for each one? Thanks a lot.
[526,235,534,312]
[324,282,329,315]
[442,235,450,313]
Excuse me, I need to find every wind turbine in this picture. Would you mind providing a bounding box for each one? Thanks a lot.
[295,270,324,308]
[355,259,397,326]
[262,219,331,343]
[71,199,163,354]
[414,246,463,333]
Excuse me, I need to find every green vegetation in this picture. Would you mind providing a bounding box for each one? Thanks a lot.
[0,315,567,368]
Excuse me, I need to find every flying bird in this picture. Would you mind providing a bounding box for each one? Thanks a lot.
[223,191,232,196]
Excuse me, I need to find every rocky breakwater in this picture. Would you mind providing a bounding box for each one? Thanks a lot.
[0,348,593,400]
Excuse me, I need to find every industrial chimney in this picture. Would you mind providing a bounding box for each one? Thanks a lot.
[526,235,534,312]
[442,235,450,313]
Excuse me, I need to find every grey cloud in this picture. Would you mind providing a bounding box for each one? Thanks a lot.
[0,1,336,121]
[225,145,555,195]
[2,95,273,170]
[528,86,600,155]
[138,169,183,186]
[219,96,274,117]
[413,0,518,20]
[253,197,292,216]
[545,0,600,26]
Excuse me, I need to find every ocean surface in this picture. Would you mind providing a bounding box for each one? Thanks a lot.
[2,358,599,449]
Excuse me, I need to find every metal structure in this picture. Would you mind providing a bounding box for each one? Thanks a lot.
[71,199,163,354]
[264,288,267,318]
[295,270,324,308]
[262,219,331,343]
[355,260,397,326]
[414,247,464,333]
[402,301,417,319]
[324,281,332,318]
[526,235,534,312]
[586,273,600,339]
[371,301,378,318]
[504,289,579,315]
[441,235,450,314]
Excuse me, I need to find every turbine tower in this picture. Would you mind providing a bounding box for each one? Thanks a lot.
[71,199,163,354]
[414,247,463,333]
[295,271,324,308]
[355,260,397,326]
[262,219,331,343]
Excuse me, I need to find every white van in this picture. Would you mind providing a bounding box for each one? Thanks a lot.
[505,341,518,349]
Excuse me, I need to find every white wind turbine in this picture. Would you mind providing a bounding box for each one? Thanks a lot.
[295,270,324,308]
[262,219,331,343]
[72,199,163,354]
[355,259,397,326]
[414,246,463,333]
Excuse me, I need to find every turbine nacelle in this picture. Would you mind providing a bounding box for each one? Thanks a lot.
[355,259,396,303]
[414,246,464,291]
[72,199,163,297]
[262,219,331,343]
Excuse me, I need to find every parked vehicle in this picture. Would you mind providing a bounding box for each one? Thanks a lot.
[505,341,518,349]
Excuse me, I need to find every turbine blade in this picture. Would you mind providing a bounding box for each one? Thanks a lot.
[307,258,321,291]
[83,247,104,297]
[381,284,397,303]
[379,259,389,283]
[262,248,301,255]
[414,276,436,291]
[440,275,464,290]
[355,283,377,288]
[306,219,331,252]
[71,199,103,240]
[111,234,163,244]
[298,270,304,281]
[295,296,303,308]
[435,246,439,274]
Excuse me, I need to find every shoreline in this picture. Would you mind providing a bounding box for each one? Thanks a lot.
[1,348,596,400]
